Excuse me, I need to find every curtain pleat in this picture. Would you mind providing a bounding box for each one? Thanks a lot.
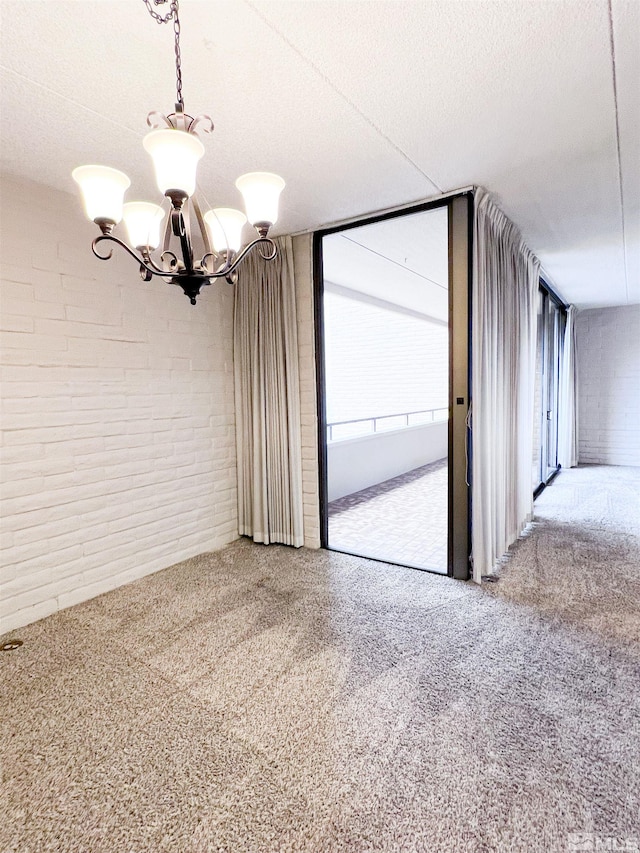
[558,305,578,469]
[471,189,540,582]
[234,236,305,547]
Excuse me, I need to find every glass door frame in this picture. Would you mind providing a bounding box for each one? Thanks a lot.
[312,192,472,580]
[533,279,567,499]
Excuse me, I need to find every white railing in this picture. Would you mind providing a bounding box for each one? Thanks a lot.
[327,408,448,443]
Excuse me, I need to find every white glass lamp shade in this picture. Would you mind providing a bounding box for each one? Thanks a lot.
[204,208,247,254]
[72,165,130,224]
[143,129,204,198]
[235,172,285,228]
[122,202,165,249]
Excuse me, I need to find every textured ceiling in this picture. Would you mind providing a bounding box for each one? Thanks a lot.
[323,207,449,322]
[0,0,638,308]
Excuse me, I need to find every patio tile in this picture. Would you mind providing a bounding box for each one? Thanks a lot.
[328,458,448,574]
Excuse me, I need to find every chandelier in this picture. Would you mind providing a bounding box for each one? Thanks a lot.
[72,0,284,305]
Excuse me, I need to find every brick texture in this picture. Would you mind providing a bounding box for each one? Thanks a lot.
[292,234,321,548]
[0,176,238,633]
[576,304,640,466]
[323,287,448,425]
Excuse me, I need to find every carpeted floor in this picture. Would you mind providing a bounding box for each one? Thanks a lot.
[487,464,640,653]
[1,465,639,852]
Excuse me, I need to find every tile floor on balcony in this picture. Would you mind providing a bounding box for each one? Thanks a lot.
[327,457,448,573]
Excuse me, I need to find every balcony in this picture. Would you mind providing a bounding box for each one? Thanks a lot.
[326,410,448,573]
[328,457,448,573]
[327,408,448,443]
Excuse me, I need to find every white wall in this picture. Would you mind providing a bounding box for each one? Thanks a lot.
[576,304,640,466]
[328,420,448,501]
[323,285,448,424]
[0,176,238,633]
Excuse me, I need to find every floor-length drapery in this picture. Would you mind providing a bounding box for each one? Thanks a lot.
[558,305,578,469]
[471,189,540,582]
[234,235,305,547]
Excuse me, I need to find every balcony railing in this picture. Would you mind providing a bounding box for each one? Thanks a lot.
[327,408,448,443]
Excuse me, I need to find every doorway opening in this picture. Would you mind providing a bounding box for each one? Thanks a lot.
[314,194,471,579]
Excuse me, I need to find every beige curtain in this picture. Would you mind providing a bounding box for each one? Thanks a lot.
[558,305,579,469]
[233,235,304,547]
[471,189,540,582]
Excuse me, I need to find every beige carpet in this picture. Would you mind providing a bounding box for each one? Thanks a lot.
[487,464,640,652]
[1,465,639,852]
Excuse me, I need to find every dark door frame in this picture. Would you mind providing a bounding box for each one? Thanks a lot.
[533,279,568,500]
[312,191,473,580]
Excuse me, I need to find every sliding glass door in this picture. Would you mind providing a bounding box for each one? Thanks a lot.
[314,194,471,579]
[321,207,450,573]
[533,283,566,495]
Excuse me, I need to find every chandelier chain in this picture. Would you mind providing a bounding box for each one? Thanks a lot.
[142,0,183,107]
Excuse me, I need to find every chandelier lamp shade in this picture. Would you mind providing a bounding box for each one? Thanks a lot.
[72,0,284,305]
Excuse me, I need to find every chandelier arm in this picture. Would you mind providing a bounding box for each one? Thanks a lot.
[161,250,180,271]
[188,114,214,135]
[92,234,173,279]
[146,110,175,130]
[201,252,231,276]
[217,237,278,276]
[141,249,171,276]
[161,207,173,260]
[191,195,213,257]
[257,241,278,261]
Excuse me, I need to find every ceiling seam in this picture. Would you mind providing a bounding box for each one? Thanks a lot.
[340,235,448,291]
[0,66,142,138]
[289,185,475,236]
[325,281,448,326]
[606,0,629,304]
[242,0,444,195]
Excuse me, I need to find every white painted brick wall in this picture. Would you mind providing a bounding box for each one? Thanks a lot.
[0,176,238,634]
[323,287,448,425]
[576,304,640,466]
[292,234,321,548]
